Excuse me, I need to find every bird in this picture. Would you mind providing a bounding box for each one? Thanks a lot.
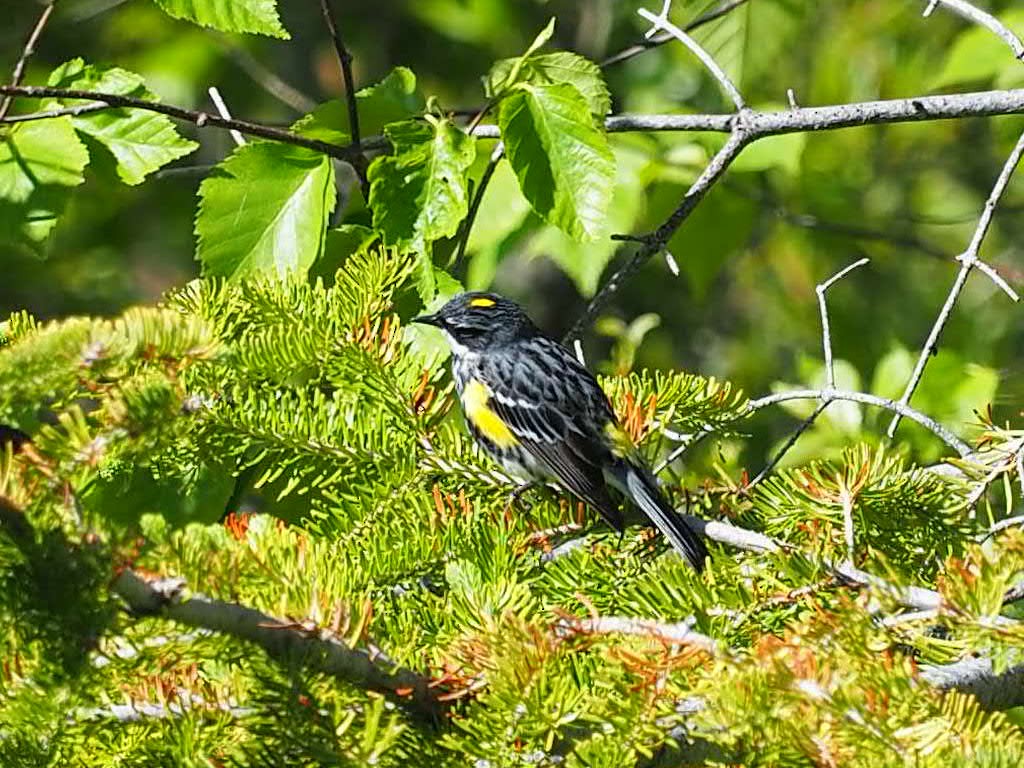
[413,291,708,571]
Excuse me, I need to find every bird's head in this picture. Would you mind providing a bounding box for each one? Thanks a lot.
[413,292,537,353]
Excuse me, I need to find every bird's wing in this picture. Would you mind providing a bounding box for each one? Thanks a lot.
[478,339,624,532]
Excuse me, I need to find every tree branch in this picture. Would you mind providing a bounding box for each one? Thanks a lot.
[0,84,368,160]
[886,127,1024,437]
[748,388,972,456]
[0,0,58,121]
[923,0,1024,61]
[601,0,752,68]
[638,2,745,111]
[318,0,368,196]
[111,569,443,719]
[565,128,750,341]
[920,656,1024,710]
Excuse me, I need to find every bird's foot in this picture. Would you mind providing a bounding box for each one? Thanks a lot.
[504,481,539,516]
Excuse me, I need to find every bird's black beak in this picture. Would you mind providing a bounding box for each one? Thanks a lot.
[412,313,441,327]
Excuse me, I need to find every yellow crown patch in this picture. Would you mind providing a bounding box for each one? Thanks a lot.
[469,297,496,308]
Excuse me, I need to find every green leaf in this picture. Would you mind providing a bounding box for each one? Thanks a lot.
[499,82,615,241]
[527,142,646,296]
[294,67,426,145]
[46,59,197,185]
[151,0,288,38]
[486,17,557,98]
[195,142,336,279]
[366,118,476,254]
[0,117,89,248]
[934,11,1024,88]
[488,51,610,118]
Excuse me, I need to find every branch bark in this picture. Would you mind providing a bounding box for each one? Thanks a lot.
[111,569,443,719]
[0,0,58,121]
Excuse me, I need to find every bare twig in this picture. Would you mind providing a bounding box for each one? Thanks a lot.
[0,0,58,121]
[747,401,832,489]
[887,128,1024,437]
[214,35,316,114]
[561,614,721,655]
[638,2,745,112]
[743,259,868,489]
[207,87,245,146]
[111,569,442,718]
[0,84,368,160]
[922,0,1024,62]
[453,142,504,273]
[818,258,871,390]
[0,101,108,123]
[565,129,749,341]
[453,89,1024,141]
[318,0,361,150]
[748,389,971,456]
[601,0,752,68]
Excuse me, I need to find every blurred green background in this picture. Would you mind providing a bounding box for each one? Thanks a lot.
[3,0,1022,469]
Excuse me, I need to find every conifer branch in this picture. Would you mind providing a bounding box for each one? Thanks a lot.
[111,570,444,718]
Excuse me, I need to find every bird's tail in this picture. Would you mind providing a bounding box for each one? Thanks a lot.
[616,462,708,572]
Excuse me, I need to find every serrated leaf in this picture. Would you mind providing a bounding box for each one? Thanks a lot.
[151,0,288,38]
[0,117,89,248]
[46,59,197,185]
[488,51,610,119]
[294,67,426,145]
[366,118,476,254]
[486,17,556,97]
[499,82,615,241]
[196,142,336,279]
[528,143,646,296]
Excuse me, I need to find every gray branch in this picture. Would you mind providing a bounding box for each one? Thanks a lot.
[748,388,972,457]
[111,570,442,718]
[921,657,1024,710]
[887,127,1024,437]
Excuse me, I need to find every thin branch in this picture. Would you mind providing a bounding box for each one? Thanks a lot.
[638,2,745,111]
[0,84,368,160]
[923,0,1024,62]
[7,84,1024,154]
[561,615,721,655]
[747,401,832,489]
[453,141,504,273]
[111,569,442,718]
[207,86,245,146]
[601,0,752,68]
[0,101,108,123]
[0,0,57,121]
[458,88,1024,140]
[748,389,972,456]
[887,128,1024,437]
[920,657,1024,710]
[819,258,871,390]
[213,35,317,114]
[744,259,870,488]
[565,129,750,342]
[318,0,361,150]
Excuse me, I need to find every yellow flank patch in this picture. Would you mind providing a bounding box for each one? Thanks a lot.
[462,379,519,448]
[604,421,634,458]
[469,297,496,308]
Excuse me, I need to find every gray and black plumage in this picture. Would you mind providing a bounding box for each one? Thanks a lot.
[413,291,708,571]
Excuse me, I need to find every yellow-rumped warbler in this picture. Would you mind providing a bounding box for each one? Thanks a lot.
[414,292,708,571]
